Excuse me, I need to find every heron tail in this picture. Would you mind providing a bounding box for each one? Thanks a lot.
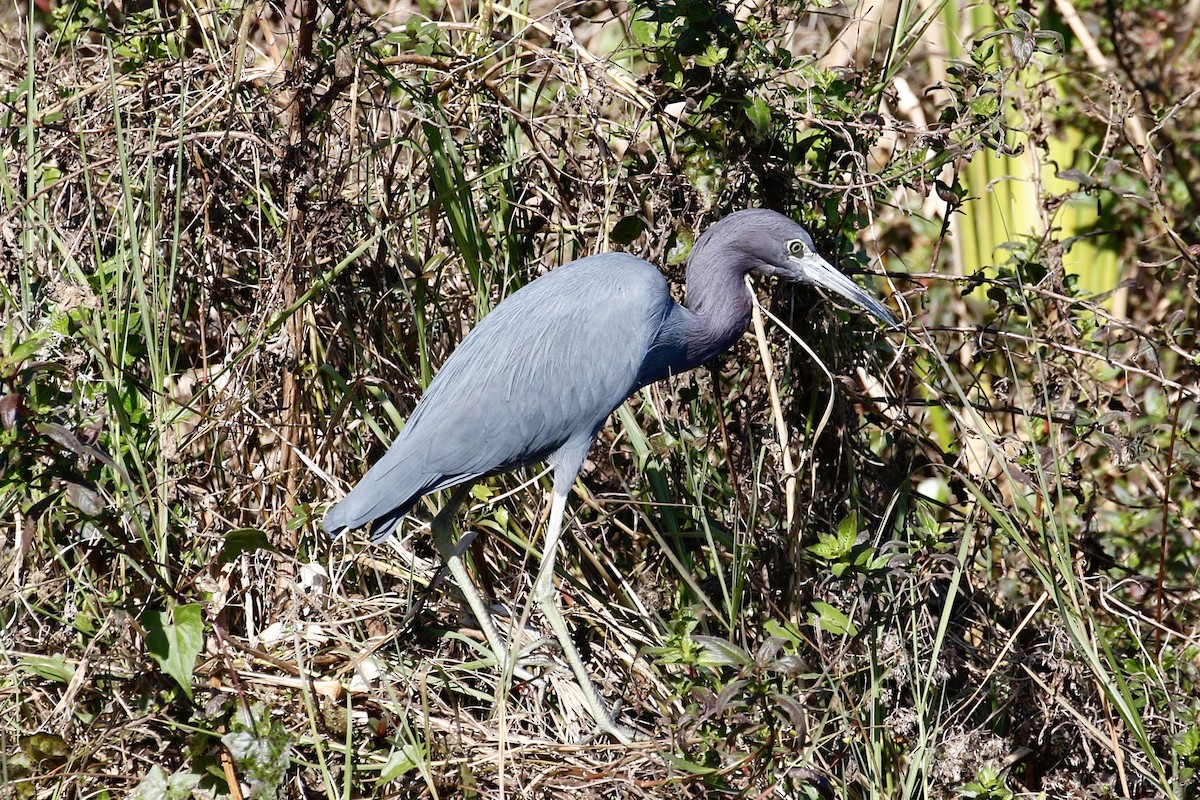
[322,487,418,541]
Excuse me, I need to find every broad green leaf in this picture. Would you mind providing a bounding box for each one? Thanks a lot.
[694,635,751,668]
[145,604,204,699]
[610,215,645,245]
[763,619,804,648]
[810,601,857,636]
[742,97,771,135]
[807,531,848,560]
[130,765,201,800]
[217,528,273,564]
[630,8,668,46]
[222,702,291,797]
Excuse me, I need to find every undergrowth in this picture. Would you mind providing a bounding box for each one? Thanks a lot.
[2,0,1197,798]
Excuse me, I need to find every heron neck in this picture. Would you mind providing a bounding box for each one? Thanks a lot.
[632,253,756,388]
[680,253,755,366]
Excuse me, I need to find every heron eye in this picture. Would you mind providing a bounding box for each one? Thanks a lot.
[788,240,808,256]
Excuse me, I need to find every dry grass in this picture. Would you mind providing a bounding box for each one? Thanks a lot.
[2,0,1198,798]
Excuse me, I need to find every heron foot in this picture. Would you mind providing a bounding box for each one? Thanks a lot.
[581,696,643,744]
[595,717,640,744]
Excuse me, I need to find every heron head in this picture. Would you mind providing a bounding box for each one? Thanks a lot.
[699,209,898,328]
[774,227,897,328]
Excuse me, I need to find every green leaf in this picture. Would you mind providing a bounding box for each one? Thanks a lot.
[630,17,665,47]
[807,531,847,560]
[742,97,771,135]
[662,752,720,775]
[694,635,751,667]
[837,512,859,548]
[694,44,729,67]
[810,601,857,636]
[217,528,273,565]
[20,732,71,762]
[610,215,645,245]
[763,619,804,648]
[20,654,75,683]
[222,703,291,797]
[852,544,887,571]
[378,742,426,781]
[1174,724,1200,757]
[130,765,201,800]
[145,604,204,699]
[667,228,694,265]
[4,330,50,367]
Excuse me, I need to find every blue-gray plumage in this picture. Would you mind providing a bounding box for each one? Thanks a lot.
[324,208,896,742]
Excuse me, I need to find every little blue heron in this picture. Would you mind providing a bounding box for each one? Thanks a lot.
[324,208,896,741]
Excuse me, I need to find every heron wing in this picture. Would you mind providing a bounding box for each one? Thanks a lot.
[324,253,672,534]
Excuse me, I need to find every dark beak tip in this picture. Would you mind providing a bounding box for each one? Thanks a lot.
[791,256,900,330]
[856,299,899,330]
[878,309,901,330]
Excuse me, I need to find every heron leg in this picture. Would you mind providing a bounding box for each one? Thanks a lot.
[431,484,533,682]
[532,482,636,743]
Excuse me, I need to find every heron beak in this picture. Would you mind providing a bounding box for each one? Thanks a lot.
[789,252,898,329]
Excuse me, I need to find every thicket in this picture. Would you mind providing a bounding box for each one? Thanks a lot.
[2,0,1197,797]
